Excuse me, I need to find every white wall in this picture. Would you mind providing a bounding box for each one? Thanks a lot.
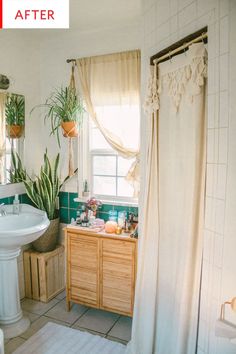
[141,0,236,353]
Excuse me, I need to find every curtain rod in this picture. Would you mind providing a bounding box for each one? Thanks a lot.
[66,59,76,63]
[150,27,208,65]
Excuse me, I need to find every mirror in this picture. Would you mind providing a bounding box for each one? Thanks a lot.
[0,92,25,185]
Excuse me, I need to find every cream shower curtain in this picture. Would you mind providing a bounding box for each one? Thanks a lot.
[0,93,6,184]
[128,43,207,354]
[76,50,141,196]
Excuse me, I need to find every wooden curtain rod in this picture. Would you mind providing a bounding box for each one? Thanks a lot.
[151,27,208,65]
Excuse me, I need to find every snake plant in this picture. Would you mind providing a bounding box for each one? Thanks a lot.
[8,150,27,183]
[5,94,25,126]
[23,150,77,220]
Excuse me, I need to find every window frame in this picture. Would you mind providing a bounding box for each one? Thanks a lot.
[89,149,137,203]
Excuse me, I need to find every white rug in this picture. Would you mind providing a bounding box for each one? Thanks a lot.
[13,322,126,354]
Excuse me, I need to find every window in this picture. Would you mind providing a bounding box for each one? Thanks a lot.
[5,139,16,183]
[88,104,139,202]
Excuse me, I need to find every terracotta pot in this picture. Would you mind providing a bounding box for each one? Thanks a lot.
[32,218,59,252]
[61,121,78,138]
[6,125,24,139]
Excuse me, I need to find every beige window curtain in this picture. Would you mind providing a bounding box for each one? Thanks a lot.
[127,43,207,354]
[76,50,141,196]
[0,93,6,184]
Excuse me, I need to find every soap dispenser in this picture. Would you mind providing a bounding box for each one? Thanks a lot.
[13,194,20,214]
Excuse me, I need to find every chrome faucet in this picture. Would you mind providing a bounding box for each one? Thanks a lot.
[0,203,6,216]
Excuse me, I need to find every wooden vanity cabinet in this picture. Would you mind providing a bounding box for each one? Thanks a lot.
[65,227,137,317]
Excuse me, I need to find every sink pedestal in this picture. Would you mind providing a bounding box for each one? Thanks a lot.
[0,248,30,339]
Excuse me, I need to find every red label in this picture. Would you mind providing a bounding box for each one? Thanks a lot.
[0,0,2,28]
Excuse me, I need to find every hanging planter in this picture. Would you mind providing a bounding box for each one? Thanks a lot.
[5,94,25,139]
[61,121,78,138]
[6,124,24,139]
[31,86,85,147]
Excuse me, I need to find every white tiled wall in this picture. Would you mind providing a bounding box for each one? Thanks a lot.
[141,0,236,353]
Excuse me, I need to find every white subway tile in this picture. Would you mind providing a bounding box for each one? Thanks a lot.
[170,15,178,34]
[216,164,227,200]
[156,20,170,43]
[156,0,170,26]
[206,163,217,197]
[197,0,218,18]
[213,233,224,268]
[205,196,215,231]
[207,94,215,129]
[203,229,214,264]
[198,319,208,352]
[220,0,229,18]
[170,0,178,16]
[219,90,229,127]
[220,16,229,54]
[212,267,222,301]
[208,22,220,60]
[207,129,215,163]
[178,2,197,27]
[218,127,228,164]
[214,199,225,234]
[219,54,229,91]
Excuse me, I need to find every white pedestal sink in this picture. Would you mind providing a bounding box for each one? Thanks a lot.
[0,204,49,339]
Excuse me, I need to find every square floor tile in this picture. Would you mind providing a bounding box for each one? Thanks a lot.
[106,335,128,345]
[108,316,132,342]
[5,336,25,354]
[72,326,105,338]
[20,316,69,340]
[73,308,119,334]
[55,290,66,300]
[21,298,59,315]
[23,310,40,323]
[45,299,88,324]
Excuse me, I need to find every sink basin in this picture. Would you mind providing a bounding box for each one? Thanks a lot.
[0,204,49,339]
[0,204,49,248]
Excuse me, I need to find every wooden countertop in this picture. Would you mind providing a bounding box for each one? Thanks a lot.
[65,224,137,243]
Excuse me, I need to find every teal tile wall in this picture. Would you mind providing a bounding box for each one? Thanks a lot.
[0,192,138,224]
[59,192,138,224]
[0,194,35,207]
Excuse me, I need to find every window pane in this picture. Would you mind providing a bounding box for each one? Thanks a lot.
[118,157,134,176]
[90,127,111,150]
[117,177,133,197]
[93,156,116,175]
[93,176,116,196]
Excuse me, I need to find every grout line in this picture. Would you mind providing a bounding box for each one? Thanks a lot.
[69,308,90,327]
[106,315,121,336]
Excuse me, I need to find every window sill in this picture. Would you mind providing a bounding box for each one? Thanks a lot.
[74,197,138,208]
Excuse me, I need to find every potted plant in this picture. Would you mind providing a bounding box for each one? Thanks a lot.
[33,86,85,147]
[5,94,25,138]
[8,150,27,183]
[23,150,77,252]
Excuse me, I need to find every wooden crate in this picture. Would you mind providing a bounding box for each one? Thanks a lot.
[24,245,65,303]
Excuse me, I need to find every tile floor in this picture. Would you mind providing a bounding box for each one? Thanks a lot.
[4,291,132,354]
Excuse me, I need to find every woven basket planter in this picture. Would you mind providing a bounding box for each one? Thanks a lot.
[32,218,59,253]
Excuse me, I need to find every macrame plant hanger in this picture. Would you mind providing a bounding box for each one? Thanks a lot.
[68,62,76,176]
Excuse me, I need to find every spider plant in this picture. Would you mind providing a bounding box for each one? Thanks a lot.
[23,150,77,220]
[8,150,27,183]
[32,87,85,147]
[5,94,25,126]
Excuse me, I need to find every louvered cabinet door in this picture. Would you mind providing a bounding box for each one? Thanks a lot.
[100,238,136,316]
[67,233,99,307]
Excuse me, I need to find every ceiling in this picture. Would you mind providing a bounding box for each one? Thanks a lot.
[69,0,142,31]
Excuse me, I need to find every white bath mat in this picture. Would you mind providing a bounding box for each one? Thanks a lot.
[13,322,126,354]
